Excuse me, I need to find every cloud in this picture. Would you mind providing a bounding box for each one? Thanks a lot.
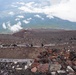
[25,2,35,7]
[34,14,44,20]
[23,17,32,24]
[7,21,23,32]
[11,5,18,7]
[17,15,24,19]
[8,12,15,16]
[18,0,76,22]
[39,0,68,5]
[18,2,43,13]
[23,20,30,24]
[51,0,61,4]
[2,23,7,29]
[15,18,20,21]
[46,14,54,19]
[60,0,69,3]
[48,0,76,22]
[16,2,25,5]
[27,18,32,20]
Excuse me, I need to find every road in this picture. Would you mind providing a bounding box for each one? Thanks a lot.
[0,58,34,62]
[0,43,56,48]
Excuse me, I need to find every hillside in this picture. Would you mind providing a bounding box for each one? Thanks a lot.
[0,29,76,58]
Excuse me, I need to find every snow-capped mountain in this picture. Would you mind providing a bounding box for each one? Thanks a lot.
[0,0,76,33]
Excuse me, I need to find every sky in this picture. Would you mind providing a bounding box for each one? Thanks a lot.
[17,0,76,22]
[1,0,75,22]
[0,0,76,32]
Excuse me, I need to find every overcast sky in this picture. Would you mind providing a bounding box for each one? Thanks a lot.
[16,0,76,22]
[0,0,75,22]
[0,0,76,32]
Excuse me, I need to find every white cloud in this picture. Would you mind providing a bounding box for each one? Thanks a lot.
[25,2,35,7]
[15,18,20,21]
[15,17,32,24]
[49,0,76,22]
[17,15,24,19]
[18,2,43,13]
[46,15,54,19]
[16,2,25,5]
[2,23,7,29]
[34,15,44,20]
[23,17,32,24]
[46,0,61,5]
[27,18,32,21]
[18,0,76,22]
[7,21,23,32]
[34,15,41,18]
[60,0,69,3]
[8,12,15,16]
[11,5,18,7]
[19,6,43,13]
[23,20,30,24]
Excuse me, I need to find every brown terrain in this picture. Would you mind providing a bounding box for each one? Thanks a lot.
[0,29,76,59]
[0,29,76,75]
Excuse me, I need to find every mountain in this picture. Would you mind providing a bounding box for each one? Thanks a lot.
[0,0,76,33]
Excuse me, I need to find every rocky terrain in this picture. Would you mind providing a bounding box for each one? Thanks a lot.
[0,29,76,58]
[0,29,76,75]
